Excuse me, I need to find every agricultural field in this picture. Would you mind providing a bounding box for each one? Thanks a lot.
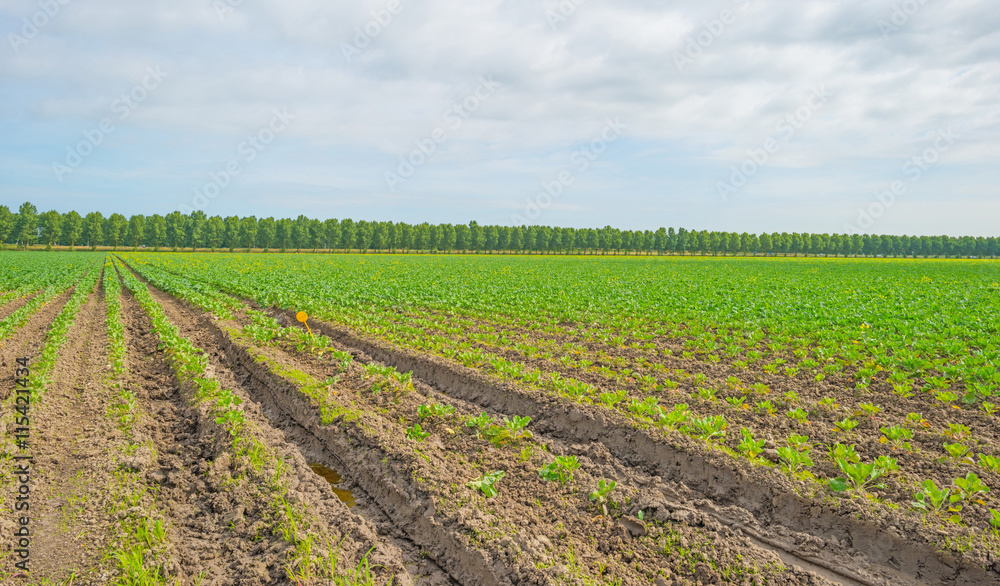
[2,251,999,586]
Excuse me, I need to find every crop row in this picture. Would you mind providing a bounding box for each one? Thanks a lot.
[113,258,384,582]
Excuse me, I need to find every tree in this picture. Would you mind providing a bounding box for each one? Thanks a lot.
[239,216,259,251]
[0,206,12,246]
[276,218,293,252]
[39,210,62,248]
[147,215,166,250]
[128,214,146,250]
[106,213,128,249]
[323,219,340,251]
[84,212,105,250]
[186,211,208,251]
[207,216,225,251]
[339,219,355,252]
[15,201,38,248]
[165,212,186,251]
[62,211,83,249]
[257,217,276,250]
[224,216,241,252]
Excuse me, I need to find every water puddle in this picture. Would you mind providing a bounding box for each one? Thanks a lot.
[308,463,357,507]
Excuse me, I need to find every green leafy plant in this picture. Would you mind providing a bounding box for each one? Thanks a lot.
[418,403,456,420]
[786,408,809,425]
[738,428,764,459]
[880,425,913,451]
[912,480,961,521]
[830,456,898,494]
[538,456,581,485]
[953,472,990,504]
[686,415,727,442]
[943,442,975,465]
[589,479,617,516]
[834,418,858,433]
[599,391,628,410]
[467,471,505,498]
[979,454,1000,474]
[654,404,691,431]
[405,424,430,442]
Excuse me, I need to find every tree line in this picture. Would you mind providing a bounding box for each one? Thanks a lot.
[2,202,998,258]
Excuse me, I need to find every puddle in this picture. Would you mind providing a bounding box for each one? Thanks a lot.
[308,463,357,507]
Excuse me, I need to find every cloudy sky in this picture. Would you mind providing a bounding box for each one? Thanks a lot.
[1,0,998,236]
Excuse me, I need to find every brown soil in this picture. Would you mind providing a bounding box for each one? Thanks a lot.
[122,271,412,585]
[285,310,1000,586]
[0,292,36,322]
[28,285,119,582]
[374,312,1000,529]
[0,289,75,577]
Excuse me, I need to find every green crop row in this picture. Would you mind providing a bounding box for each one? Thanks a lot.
[112,258,367,582]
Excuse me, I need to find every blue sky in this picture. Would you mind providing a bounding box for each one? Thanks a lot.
[1,0,998,236]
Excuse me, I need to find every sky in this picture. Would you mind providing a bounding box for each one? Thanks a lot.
[1,0,998,237]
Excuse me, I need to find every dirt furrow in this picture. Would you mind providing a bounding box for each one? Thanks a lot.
[0,293,36,322]
[0,289,75,578]
[120,271,413,585]
[283,310,999,586]
[28,286,118,582]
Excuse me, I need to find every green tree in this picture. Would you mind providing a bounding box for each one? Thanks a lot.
[239,216,259,251]
[186,211,208,251]
[62,211,83,249]
[15,201,39,248]
[207,215,225,250]
[165,212,186,251]
[258,217,278,251]
[0,205,13,247]
[127,215,145,250]
[224,216,241,252]
[147,214,166,250]
[84,212,105,250]
[39,210,62,249]
[106,213,128,249]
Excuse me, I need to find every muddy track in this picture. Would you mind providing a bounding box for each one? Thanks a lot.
[134,278,487,586]
[119,271,414,585]
[29,285,118,582]
[0,289,75,577]
[278,310,1000,586]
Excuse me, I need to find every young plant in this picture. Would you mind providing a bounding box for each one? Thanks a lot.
[777,436,813,477]
[405,424,430,442]
[589,479,617,516]
[654,404,691,431]
[979,454,1000,474]
[830,456,898,494]
[418,403,456,420]
[880,425,914,451]
[465,412,492,434]
[912,480,961,521]
[686,415,728,442]
[786,408,809,425]
[467,471,505,498]
[738,428,764,459]
[599,391,628,410]
[953,472,990,504]
[538,456,581,485]
[943,442,975,465]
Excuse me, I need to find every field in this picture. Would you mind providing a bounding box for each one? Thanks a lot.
[2,251,999,586]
